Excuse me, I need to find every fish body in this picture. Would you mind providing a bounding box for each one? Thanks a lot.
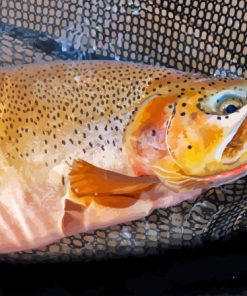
[0,60,246,253]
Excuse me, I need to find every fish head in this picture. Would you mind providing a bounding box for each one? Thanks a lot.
[125,74,247,191]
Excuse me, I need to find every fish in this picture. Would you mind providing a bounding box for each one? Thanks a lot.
[0,60,246,254]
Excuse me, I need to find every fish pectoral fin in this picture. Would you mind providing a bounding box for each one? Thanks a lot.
[69,159,158,207]
[94,194,138,208]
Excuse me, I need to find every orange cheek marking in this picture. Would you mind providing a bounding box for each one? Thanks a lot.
[124,95,177,174]
[201,124,224,150]
[128,96,175,136]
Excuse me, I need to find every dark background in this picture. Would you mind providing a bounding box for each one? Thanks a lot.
[0,232,247,295]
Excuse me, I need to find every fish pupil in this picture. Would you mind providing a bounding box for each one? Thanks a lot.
[225,104,238,114]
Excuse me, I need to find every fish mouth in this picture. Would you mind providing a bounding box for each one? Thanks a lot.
[207,118,247,186]
[179,118,247,185]
[221,118,247,165]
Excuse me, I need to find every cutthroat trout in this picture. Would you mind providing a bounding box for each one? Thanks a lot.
[0,60,247,253]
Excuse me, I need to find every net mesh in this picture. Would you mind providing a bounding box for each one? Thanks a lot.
[1,0,246,75]
[0,0,246,262]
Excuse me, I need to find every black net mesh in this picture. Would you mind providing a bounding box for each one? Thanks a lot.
[0,0,247,262]
[1,0,246,75]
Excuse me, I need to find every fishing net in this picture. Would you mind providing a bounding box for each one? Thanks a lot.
[0,0,246,262]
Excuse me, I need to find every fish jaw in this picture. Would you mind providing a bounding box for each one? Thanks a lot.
[179,107,247,179]
[222,116,247,164]
[152,160,247,193]
[151,114,247,192]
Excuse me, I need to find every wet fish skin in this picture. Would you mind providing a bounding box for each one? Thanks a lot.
[0,60,246,253]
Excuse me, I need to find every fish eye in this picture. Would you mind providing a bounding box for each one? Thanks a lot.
[198,90,246,116]
[217,98,243,115]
